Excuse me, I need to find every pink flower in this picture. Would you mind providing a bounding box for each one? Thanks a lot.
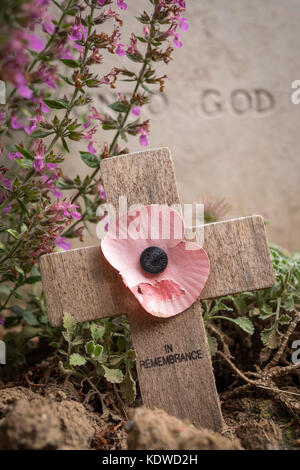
[88,141,97,154]
[3,202,12,215]
[96,181,106,200]
[43,17,55,35]
[11,116,22,130]
[117,0,127,10]
[139,129,148,147]
[8,151,22,161]
[116,44,125,57]
[101,205,210,318]
[131,106,141,117]
[27,33,45,52]
[55,236,71,251]
[68,17,88,42]
[33,139,45,172]
[71,208,82,220]
[179,17,189,32]
[0,175,13,191]
[24,119,37,135]
[173,33,183,48]
[53,200,81,221]
[97,0,107,5]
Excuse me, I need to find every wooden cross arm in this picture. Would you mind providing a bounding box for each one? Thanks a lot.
[40,215,274,327]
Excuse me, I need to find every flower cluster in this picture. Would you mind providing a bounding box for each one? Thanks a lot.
[0,0,187,319]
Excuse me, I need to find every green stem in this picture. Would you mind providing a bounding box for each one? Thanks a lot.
[68,13,156,212]
[0,284,20,313]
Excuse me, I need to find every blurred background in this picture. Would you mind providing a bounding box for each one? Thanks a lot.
[64,0,300,251]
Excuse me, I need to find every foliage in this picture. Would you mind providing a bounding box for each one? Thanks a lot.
[0,0,188,318]
[204,245,300,355]
[58,312,137,403]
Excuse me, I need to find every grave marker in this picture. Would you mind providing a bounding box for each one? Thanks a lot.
[40,147,274,431]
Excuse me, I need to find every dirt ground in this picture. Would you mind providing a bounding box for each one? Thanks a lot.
[0,380,299,450]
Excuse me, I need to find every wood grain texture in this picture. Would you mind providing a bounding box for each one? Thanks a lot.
[40,147,274,431]
[101,147,223,431]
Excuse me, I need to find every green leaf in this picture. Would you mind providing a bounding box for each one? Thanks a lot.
[30,130,54,138]
[102,365,124,384]
[61,137,69,152]
[94,344,103,358]
[69,353,87,366]
[80,151,100,168]
[85,340,95,356]
[15,145,34,160]
[207,334,218,356]
[108,101,128,113]
[102,122,118,130]
[71,336,84,346]
[15,158,33,169]
[24,276,41,284]
[126,53,143,63]
[278,314,292,325]
[230,317,254,335]
[63,312,76,337]
[261,326,280,349]
[43,99,69,110]
[90,323,105,342]
[23,311,39,326]
[0,285,11,296]
[6,229,19,240]
[61,59,81,68]
[120,370,136,404]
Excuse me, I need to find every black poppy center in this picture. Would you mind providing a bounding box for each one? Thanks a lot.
[140,246,168,274]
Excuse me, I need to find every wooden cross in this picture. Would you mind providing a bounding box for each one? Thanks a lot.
[40,148,274,432]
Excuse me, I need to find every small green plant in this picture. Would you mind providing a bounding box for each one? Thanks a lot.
[57,312,136,404]
[204,245,300,355]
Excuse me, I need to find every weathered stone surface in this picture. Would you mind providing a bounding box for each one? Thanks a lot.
[66,0,300,250]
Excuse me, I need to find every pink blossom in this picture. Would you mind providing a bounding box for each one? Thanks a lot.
[96,181,106,200]
[3,202,12,215]
[33,139,45,172]
[97,0,107,5]
[173,33,183,48]
[131,106,141,117]
[117,0,127,10]
[36,65,58,89]
[8,151,22,161]
[55,236,71,251]
[17,84,33,99]
[0,176,13,191]
[27,33,45,52]
[11,116,22,130]
[116,44,125,57]
[40,100,50,113]
[88,141,97,154]
[71,208,82,220]
[101,205,210,318]
[24,120,37,135]
[179,17,189,32]
[43,17,55,35]
[53,200,82,221]
[139,131,148,147]
[68,17,88,42]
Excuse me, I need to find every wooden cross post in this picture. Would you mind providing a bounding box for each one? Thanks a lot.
[40,148,274,432]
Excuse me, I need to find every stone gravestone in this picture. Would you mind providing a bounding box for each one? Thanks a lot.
[41,148,275,431]
[71,0,299,251]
